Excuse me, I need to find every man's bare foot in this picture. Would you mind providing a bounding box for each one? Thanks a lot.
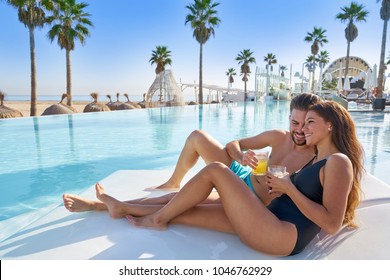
[95,183,131,218]
[144,181,180,191]
[126,214,168,230]
[63,193,104,212]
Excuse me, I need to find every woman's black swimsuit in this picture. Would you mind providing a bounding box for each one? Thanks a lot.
[267,157,326,255]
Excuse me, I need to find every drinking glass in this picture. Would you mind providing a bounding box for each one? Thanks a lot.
[268,165,287,178]
[252,151,269,176]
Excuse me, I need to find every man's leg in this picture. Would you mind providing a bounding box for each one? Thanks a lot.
[63,192,176,213]
[63,130,231,212]
[149,130,233,190]
[63,185,221,213]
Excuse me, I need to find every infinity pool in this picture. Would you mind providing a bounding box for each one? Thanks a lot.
[1,101,389,242]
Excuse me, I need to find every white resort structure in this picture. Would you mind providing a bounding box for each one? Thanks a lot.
[145,70,185,106]
[254,66,291,100]
[253,56,382,103]
[147,56,384,105]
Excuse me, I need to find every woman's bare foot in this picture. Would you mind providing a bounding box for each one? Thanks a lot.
[144,181,180,191]
[63,193,105,212]
[95,183,132,218]
[126,214,168,230]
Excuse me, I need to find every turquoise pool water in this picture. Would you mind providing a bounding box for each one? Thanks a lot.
[1,101,390,242]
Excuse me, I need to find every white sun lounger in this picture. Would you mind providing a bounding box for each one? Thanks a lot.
[0,170,389,260]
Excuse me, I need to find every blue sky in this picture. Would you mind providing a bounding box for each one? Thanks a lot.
[0,0,386,97]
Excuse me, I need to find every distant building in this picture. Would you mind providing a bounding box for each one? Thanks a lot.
[254,66,291,100]
[323,56,372,90]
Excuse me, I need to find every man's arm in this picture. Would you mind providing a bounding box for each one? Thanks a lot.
[225,130,286,166]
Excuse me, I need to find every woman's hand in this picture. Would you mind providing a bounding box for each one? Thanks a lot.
[265,172,293,195]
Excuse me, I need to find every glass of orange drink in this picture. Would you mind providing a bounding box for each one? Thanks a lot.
[252,151,269,176]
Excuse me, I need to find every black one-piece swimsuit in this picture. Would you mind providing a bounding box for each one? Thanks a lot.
[267,158,326,255]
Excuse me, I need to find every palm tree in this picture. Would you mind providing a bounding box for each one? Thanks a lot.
[226,68,236,84]
[149,46,172,101]
[5,0,54,116]
[317,50,330,95]
[336,2,369,82]
[185,0,221,104]
[305,55,317,92]
[47,0,92,106]
[149,45,172,74]
[236,49,256,101]
[264,53,277,70]
[279,65,287,77]
[304,27,328,91]
[263,53,277,96]
[304,27,328,56]
[376,0,390,98]
[225,68,236,91]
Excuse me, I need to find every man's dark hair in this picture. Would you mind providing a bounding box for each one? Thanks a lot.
[290,93,322,112]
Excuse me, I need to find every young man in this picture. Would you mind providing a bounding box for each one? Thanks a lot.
[63,93,322,211]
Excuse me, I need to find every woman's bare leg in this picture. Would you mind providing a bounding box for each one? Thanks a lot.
[131,162,298,256]
[168,204,235,233]
[131,163,242,229]
[91,182,231,231]
[149,130,233,190]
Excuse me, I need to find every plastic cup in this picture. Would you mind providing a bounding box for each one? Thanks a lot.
[268,165,287,178]
[252,151,269,176]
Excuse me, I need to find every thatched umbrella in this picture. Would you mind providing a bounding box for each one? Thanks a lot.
[106,94,114,110]
[122,93,142,109]
[106,93,123,111]
[136,93,146,108]
[83,93,110,113]
[117,101,136,110]
[0,91,23,118]
[41,94,77,116]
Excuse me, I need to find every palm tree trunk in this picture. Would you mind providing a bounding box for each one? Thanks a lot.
[29,26,37,116]
[243,72,248,101]
[266,66,270,97]
[345,41,351,82]
[66,49,72,106]
[319,64,324,96]
[378,19,388,98]
[199,43,203,104]
[311,68,316,93]
[244,79,247,100]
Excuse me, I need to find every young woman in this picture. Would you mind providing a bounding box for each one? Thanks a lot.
[93,101,365,256]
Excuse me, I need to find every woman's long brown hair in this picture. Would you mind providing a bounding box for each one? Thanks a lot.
[309,101,365,227]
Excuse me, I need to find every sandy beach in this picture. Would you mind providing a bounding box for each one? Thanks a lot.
[2,99,199,118]
[4,101,90,118]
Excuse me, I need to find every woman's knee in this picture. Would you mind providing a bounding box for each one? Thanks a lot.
[205,161,229,174]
